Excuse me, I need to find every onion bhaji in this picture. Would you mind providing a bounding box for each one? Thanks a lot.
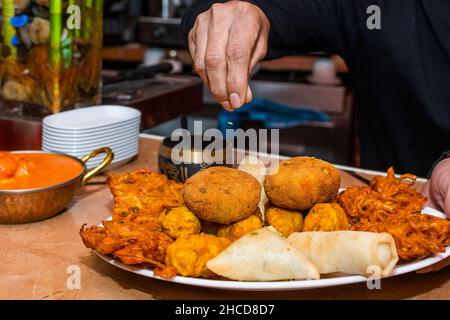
[337,167,450,260]
[108,170,183,220]
[265,206,304,237]
[80,170,185,278]
[303,203,349,232]
[165,234,231,278]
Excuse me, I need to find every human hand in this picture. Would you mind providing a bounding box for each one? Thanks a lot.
[418,158,450,273]
[421,158,450,218]
[188,1,270,110]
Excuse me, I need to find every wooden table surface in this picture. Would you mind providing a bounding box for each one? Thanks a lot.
[1,135,449,300]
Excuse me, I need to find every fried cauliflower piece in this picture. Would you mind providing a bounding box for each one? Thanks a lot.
[217,213,263,241]
[303,203,349,231]
[265,207,304,237]
[161,207,201,239]
[165,234,231,278]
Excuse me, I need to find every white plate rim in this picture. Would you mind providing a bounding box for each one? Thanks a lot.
[43,106,141,130]
[43,118,141,135]
[42,144,138,159]
[93,207,450,291]
[42,137,139,151]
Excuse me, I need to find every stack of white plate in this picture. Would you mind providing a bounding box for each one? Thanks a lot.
[42,105,141,169]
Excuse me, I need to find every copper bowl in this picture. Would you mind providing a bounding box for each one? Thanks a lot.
[0,147,113,224]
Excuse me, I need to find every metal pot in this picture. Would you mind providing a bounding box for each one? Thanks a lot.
[0,147,113,224]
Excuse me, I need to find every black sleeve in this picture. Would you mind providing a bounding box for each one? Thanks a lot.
[181,0,369,59]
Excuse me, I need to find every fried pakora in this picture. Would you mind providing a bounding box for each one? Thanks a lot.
[303,203,349,232]
[108,170,183,220]
[337,167,450,260]
[80,223,175,276]
[265,206,304,237]
[217,213,263,241]
[264,157,341,210]
[161,206,201,239]
[165,234,231,278]
[80,171,185,278]
[354,213,450,261]
[183,167,261,224]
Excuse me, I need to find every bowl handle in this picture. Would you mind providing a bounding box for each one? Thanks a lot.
[80,147,114,186]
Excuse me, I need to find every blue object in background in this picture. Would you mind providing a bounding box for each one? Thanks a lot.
[218,99,331,134]
[10,15,29,28]
[11,36,20,46]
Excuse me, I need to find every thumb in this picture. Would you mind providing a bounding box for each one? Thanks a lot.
[444,188,450,218]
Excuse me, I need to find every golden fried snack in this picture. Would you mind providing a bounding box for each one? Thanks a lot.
[161,207,201,239]
[336,167,450,261]
[264,157,341,210]
[108,170,183,220]
[337,167,426,224]
[217,213,263,241]
[265,206,304,237]
[353,213,450,261]
[303,203,349,232]
[165,234,231,278]
[80,171,186,278]
[80,223,174,273]
[182,167,261,224]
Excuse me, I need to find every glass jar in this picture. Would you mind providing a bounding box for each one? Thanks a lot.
[0,0,103,113]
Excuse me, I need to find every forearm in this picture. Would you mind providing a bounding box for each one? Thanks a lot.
[182,0,355,59]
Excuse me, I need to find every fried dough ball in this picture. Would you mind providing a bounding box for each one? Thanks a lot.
[264,157,340,210]
[182,167,261,224]
[303,203,349,232]
[217,213,263,241]
[265,206,304,237]
[161,207,201,239]
[165,234,231,278]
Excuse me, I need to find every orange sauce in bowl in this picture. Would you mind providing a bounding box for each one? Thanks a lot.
[0,152,84,190]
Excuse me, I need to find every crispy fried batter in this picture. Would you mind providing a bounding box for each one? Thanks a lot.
[337,167,450,260]
[161,207,201,239]
[217,213,263,241]
[108,170,183,220]
[264,157,341,210]
[165,234,231,278]
[265,206,304,237]
[303,203,349,232]
[80,171,184,277]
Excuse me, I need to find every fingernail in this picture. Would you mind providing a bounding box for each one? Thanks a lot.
[221,101,233,111]
[246,86,253,103]
[229,93,241,109]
